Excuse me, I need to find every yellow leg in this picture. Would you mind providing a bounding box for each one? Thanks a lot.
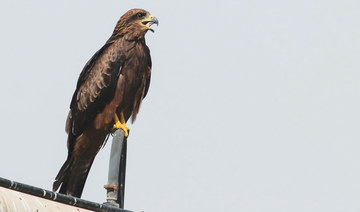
[113,112,129,137]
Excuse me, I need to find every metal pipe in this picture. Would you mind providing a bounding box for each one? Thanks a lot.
[104,129,127,208]
[119,135,127,208]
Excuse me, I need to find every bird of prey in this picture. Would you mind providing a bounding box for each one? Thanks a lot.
[53,8,158,198]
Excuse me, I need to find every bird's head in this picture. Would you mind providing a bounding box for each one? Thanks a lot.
[112,9,159,40]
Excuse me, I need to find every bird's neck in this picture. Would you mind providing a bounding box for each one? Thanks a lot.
[107,33,146,44]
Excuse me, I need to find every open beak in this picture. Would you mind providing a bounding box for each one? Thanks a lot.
[142,15,159,32]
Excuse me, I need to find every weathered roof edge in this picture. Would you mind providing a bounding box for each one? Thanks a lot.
[0,176,132,212]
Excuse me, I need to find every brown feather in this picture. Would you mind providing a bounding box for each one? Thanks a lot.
[53,8,154,197]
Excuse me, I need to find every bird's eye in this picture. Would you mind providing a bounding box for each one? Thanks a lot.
[137,13,145,18]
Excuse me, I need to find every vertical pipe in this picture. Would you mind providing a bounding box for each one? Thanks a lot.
[104,129,127,208]
[118,137,127,208]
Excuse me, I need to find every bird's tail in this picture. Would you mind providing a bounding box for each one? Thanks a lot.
[53,132,95,198]
[52,156,72,193]
[53,156,94,198]
[53,126,108,198]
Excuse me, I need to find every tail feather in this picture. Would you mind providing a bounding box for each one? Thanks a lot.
[61,160,94,197]
[53,157,94,197]
[52,157,72,192]
[53,128,108,198]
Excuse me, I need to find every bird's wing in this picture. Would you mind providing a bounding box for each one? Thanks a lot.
[54,42,126,195]
[68,42,125,137]
[143,45,152,99]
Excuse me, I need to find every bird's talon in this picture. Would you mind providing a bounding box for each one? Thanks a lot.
[113,113,130,137]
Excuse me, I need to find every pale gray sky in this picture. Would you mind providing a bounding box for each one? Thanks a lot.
[1,0,360,211]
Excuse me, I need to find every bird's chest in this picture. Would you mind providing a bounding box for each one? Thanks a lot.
[123,49,148,87]
[115,49,148,106]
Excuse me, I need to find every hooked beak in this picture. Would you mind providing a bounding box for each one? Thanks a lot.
[142,15,159,32]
